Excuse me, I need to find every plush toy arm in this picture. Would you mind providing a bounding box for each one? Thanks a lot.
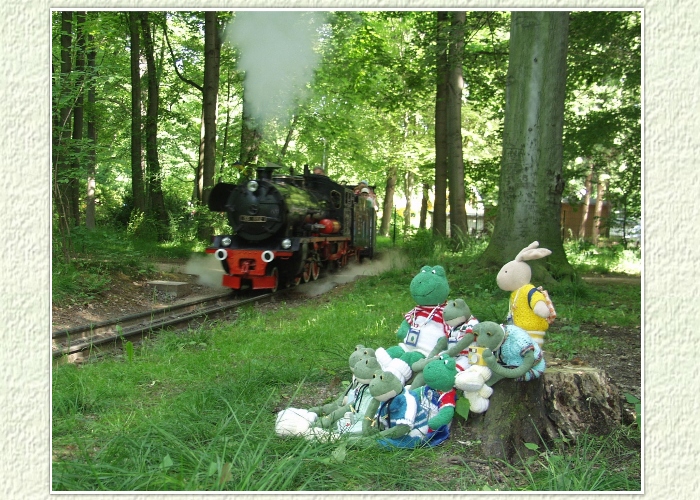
[307,392,346,416]
[425,336,448,359]
[483,349,537,380]
[428,406,455,430]
[533,300,551,318]
[396,320,409,341]
[446,333,475,357]
[377,423,411,439]
[318,403,352,429]
[411,337,447,373]
[361,399,381,436]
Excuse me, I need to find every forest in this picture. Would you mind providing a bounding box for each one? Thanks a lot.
[52,10,641,272]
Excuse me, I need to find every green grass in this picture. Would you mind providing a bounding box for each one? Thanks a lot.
[52,231,641,491]
[52,226,203,306]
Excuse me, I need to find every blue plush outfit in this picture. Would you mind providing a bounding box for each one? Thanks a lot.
[496,324,546,381]
[375,387,449,448]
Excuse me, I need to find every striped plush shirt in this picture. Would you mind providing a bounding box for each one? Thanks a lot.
[399,303,450,356]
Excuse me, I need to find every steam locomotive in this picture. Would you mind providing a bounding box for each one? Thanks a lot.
[205,163,375,292]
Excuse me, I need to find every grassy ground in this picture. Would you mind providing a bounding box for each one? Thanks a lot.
[51,231,641,491]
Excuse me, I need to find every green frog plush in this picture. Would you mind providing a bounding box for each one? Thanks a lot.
[410,298,480,387]
[419,355,458,435]
[374,265,451,385]
[276,345,378,440]
[350,370,438,449]
[471,321,546,385]
[309,345,379,431]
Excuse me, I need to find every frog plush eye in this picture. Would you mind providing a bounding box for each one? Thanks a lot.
[444,359,450,365]
[431,269,437,274]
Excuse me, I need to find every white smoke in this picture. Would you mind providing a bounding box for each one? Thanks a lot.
[185,254,227,289]
[300,250,410,297]
[225,11,328,127]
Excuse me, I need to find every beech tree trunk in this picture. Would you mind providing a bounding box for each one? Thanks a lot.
[578,164,594,239]
[379,166,397,236]
[478,12,574,280]
[140,12,169,240]
[447,11,468,238]
[433,11,449,237]
[201,11,221,208]
[128,12,146,214]
[461,365,626,461]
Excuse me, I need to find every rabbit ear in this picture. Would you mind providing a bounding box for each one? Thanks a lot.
[515,241,552,261]
[520,248,552,261]
[514,241,541,261]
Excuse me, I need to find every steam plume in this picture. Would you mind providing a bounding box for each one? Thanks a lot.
[225,11,327,127]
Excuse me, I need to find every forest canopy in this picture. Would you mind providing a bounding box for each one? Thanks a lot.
[51,9,641,255]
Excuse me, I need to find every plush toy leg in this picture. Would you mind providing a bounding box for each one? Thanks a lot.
[375,348,412,385]
[275,408,318,437]
[528,330,545,346]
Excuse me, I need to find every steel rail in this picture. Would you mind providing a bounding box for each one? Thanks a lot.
[52,290,275,362]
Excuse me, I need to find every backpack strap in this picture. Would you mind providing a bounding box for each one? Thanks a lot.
[527,286,538,309]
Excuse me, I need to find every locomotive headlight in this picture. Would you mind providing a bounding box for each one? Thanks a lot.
[281,238,292,249]
[221,237,232,247]
[246,180,259,192]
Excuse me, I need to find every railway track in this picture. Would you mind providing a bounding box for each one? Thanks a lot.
[52,289,276,364]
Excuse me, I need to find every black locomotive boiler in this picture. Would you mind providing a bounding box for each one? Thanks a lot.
[206,163,375,291]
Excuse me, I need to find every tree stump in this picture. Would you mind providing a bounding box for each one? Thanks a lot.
[463,365,625,461]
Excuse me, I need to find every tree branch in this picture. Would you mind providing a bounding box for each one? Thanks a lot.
[163,15,203,93]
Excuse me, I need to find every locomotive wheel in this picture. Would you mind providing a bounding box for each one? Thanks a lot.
[311,260,320,281]
[302,262,312,283]
[291,275,301,287]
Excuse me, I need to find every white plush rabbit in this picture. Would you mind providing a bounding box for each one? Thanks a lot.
[496,241,553,345]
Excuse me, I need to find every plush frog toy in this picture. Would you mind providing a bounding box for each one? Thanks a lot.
[418,355,458,438]
[276,345,379,440]
[349,370,437,449]
[375,265,451,385]
[471,321,546,386]
[309,345,379,433]
[410,298,479,387]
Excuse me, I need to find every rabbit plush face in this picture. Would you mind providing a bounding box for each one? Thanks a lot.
[496,260,532,292]
[496,241,551,292]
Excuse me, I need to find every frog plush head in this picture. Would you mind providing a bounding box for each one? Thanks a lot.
[422,355,458,392]
[349,344,375,369]
[353,355,381,384]
[369,370,404,402]
[443,298,471,328]
[410,265,450,306]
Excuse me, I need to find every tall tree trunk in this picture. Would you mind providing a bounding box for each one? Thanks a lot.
[578,163,594,240]
[70,11,87,229]
[218,67,233,182]
[85,18,97,230]
[379,166,398,236]
[592,172,608,246]
[479,11,574,281]
[240,95,261,167]
[128,12,146,214]
[419,182,430,229]
[404,170,414,232]
[433,11,449,237]
[140,12,169,240]
[447,11,468,238]
[278,114,298,162]
[53,11,74,260]
[194,107,205,203]
[201,11,221,208]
